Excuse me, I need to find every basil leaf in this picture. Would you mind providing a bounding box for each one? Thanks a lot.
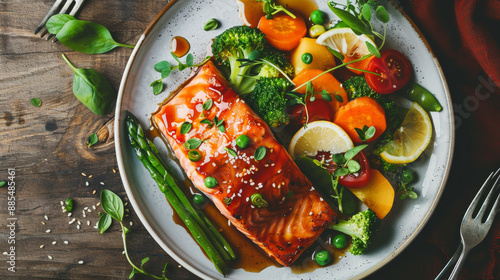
[203,18,220,31]
[200,119,213,127]
[345,144,368,161]
[87,133,98,147]
[254,146,267,161]
[62,54,116,115]
[184,138,202,149]
[150,79,164,95]
[327,46,345,60]
[56,20,134,54]
[376,6,390,23]
[186,54,194,67]
[46,14,76,34]
[366,41,380,58]
[328,6,370,35]
[347,160,361,173]
[180,122,192,135]
[202,98,213,111]
[97,212,112,234]
[154,61,170,72]
[225,147,238,158]
[100,189,124,222]
[362,4,371,21]
[30,98,42,107]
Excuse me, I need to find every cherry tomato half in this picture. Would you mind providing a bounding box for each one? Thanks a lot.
[288,99,333,125]
[314,151,371,188]
[365,49,412,94]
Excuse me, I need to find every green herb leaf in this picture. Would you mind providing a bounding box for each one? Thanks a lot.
[332,153,346,165]
[285,191,294,200]
[334,167,349,177]
[400,193,408,200]
[64,198,74,212]
[320,90,333,102]
[408,190,418,199]
[0,181,5,188]
[327,46,345,60]
[184,138,202,149]
[140,257,150,267]
[62,54,117,115]
[56,20,134,54]
[180,122,192,135]
[225,147,238,158]
[347,160,361,173]
[202,98,213,111]
[46,14,77,34]
[100,189,124,222]
[186,54,194,67]
[375,5,390,23]
[306,81,314,96]
[366,41,380,58]
[203,18,220,31]
[154,61,170,72]
[362,3,372,21]
[218,124,225,133]
[365,126,376,139]
[344,144,368,161]
[97,212,112,234]
[30,98,42,107]
[161,68,172,79]
[200,119,213,127]
[129,268,136,279]
[87,133,98,147]
[334,94,344,103]
[150,79,164,95]
[254,146,267,161]
[328,5,370,35]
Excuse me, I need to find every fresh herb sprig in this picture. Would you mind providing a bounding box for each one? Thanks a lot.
[398,168,418,200]
[98,189,169,279]
[256,0,296,19]
[237,57,295,85]
[355,125,376,142]
[151,53,211,95]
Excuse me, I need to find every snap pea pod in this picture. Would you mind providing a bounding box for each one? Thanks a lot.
[400,82,442,112]
[126,113,232,275]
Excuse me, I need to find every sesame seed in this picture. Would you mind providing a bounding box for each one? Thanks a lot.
[113,169,116,173]
[40,245,44,249]
[277,169,282,174]
[64,241,69,244]
[88,175,92,178]
[60,201,64,206]
[100,182,105,185]
[69,218,76,224]
[96,202,100,206]
[309,211,313,216]
[68,212,72,217]
[48,255,53,260]
[129,221,133,226]
[125,209,130,213]
[44,215,48,221]
[77,225,81,230]
[86,181,89,186]
[84,207,88,210]
[81,173,86,177]
[46,229,51,233]
[2,252,7,255]
[87,221,90,226]
[92,205,96,210]
[92,190,96,195]
[78,260,84,264]
[52,241,57,245]
[41,221,46,225]
[87,209,91,213]
[124,202,128,206]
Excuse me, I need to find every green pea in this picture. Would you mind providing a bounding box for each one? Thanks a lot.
[188,150,202,162]
[310,9,326,25]
[314,250,331,266]
[309,24,326,38]
[333,234,347,249]
[193,193,205,205]
[401,169,415,184]
[249,50,262,61]
[204,176,218,188]
[236,135,250,149]
[301,53,313,64]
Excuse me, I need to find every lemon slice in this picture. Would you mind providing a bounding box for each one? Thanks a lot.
[316,27,374,58]
[288,121,354,159]
[380,103,433,164]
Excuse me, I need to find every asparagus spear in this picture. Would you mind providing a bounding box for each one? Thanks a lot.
[125,113,234,275]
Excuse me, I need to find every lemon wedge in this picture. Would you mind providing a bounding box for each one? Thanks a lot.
[380,103,433,164]
[288,121,354,159]
[316,27,374,60]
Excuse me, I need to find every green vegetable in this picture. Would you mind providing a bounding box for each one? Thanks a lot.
[62,54,116,115]
[400,82,442,112]
[257,0,296,20]
[309,24,326,37]
[180,122,192,135]
[30,98,42,107]
[329,209,380,255]
[301,53,313,64]
[236,135,250,149]
[204,18,220,31]
[250,193,269,208]
[87,133,99,147]
[225,147,238,158]
[310,9,327,25]
[126,114,235,275]
[46,14,76,34]
[64,198,73,212]
[355,125,376,142]
[0,181,5,188]
[246,77,291,127]
[254,146,267,161]
[202,99,213,111]
[193,194,205,205]
[184,138,202,150]
[205,177,218,188]
[188,150,202,162]
[97,213,112,234]
[333,233,347,249]
[314,250,331,266]
[52,19,134,54]
[401,168,414,184]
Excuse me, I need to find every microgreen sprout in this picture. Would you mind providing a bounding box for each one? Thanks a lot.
[355,125,376,142]
[256,0,296,19]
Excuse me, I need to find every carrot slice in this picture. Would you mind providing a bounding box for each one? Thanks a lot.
[258,14,307,51]
[292,69,348,113]
[348,169,394,219]
[333,96,386,143]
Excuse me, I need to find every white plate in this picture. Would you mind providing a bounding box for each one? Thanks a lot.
[115,1,455,279]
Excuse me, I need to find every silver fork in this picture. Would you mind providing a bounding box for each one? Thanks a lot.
[435,168,500,280]
[34,0,86,41]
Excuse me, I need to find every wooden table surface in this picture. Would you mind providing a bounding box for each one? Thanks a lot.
[1,1,499,280]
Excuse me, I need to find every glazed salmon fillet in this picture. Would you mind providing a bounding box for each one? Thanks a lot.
[152,61,336,266]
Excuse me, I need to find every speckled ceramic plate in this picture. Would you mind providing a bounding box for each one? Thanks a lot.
[115,0,454,279]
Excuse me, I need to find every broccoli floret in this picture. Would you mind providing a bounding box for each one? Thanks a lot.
[329,209,380,255]
[246,77,291,128]
[212,26,268,95]
[260,47,294,78]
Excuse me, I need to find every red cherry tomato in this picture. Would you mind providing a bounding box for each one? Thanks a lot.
[365,49,412,94]
[288,99,333,125]
[338,151,371,188]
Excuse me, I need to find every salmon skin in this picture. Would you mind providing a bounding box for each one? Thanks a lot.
[152,61,336,266]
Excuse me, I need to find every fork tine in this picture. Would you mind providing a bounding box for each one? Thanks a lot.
[462,170,496,220]
[51,0,86,42]
[34,0,64,35]
[46,0,75,41]
[476,168,500,221]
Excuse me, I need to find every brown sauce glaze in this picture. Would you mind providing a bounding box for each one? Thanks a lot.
[171,36,190,58]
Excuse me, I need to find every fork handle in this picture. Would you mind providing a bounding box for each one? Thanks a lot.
[448,247,471,280]
[434,243,462,280]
